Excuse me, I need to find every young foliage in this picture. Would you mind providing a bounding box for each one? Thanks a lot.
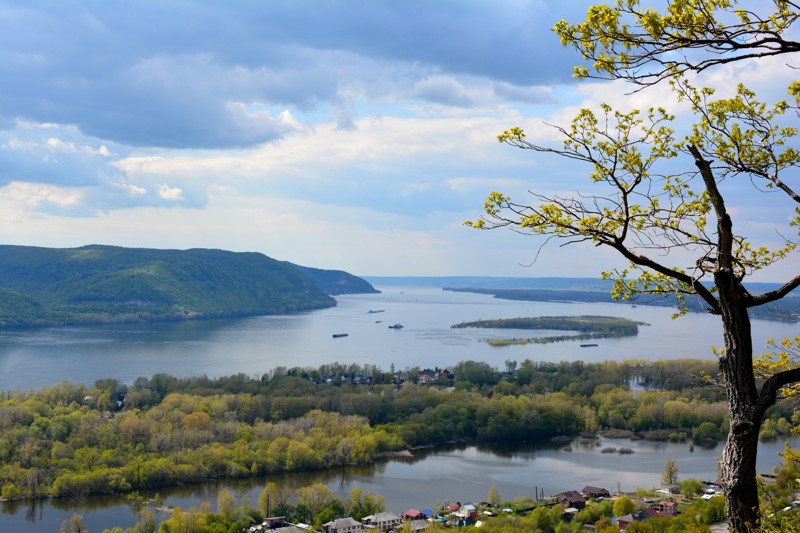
[469,2,800,531]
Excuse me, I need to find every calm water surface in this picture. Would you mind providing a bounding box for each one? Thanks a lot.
[2,436,798,532]
[1,286,797,390]
[1,286,799,530]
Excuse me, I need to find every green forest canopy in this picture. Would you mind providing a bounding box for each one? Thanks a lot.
[0,245,376,327]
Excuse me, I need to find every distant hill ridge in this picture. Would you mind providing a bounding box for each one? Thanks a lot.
[291,263,379,295]
[0,245,376,328]
[364,276,798,322]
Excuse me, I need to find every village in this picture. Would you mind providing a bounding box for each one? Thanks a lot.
[244,480,732,533]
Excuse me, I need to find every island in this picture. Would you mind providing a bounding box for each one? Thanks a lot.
[451,315,647,346]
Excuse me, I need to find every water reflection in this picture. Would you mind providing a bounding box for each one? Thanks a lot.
[1,435,798,532]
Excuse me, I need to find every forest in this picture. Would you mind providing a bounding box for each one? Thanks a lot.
[1,358,797,507]
[0,245,380,328]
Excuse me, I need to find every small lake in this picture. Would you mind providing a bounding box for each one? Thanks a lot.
[2,435,798,532]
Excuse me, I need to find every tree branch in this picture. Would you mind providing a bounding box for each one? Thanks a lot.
[747,273,800,307]
[753,366,800,422]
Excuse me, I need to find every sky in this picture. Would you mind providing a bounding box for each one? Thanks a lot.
[0,1,797,281]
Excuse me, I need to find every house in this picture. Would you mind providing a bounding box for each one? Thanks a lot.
[657,501,677,516]
[616,513,638,530]
[658,485,680,495]
[322,517,363,533]
[418,372,435,384]
[453,503,478,524]
[639,508,664,520]
[581,486,610,499]
[361,512,402,531]
[556,490,586,510]
[402,509,424,521]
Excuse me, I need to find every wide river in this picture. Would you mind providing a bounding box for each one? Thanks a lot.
[1,285,798,531]
[1,285,798,391]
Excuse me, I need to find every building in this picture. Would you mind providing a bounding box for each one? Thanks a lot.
[616,513,637,530]
[402,509,424,521]
[396,519,430,533]
[581,486,610,499]
[361,512,402,531]
[322,517,363,533]
[556,490,586,510]
[657,500,677,516]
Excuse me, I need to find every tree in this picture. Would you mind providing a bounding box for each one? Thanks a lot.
[613,495,635,517]
[59,514,86,533]
[488,483,501,506]
[553,0,800,87]
[469,2,800,531]
[296,482,335,520]
[680,477,705,498]
[662,458,679,486]
[216,488,236,521]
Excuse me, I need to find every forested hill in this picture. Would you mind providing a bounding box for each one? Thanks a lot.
[290,263,380,295]
[0,245,356,327]
[365,276,799,322]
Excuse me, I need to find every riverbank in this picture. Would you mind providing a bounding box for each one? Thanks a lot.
[5,435,797,532]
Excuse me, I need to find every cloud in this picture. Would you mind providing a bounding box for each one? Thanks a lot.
[0,1,591,150]
[116,182,147,196]
[157,184,184,201]
[2,0,797,281]
[0,121,126,187]
[1,181,82,209]
[492,81,556,105]
[412,76,477,107]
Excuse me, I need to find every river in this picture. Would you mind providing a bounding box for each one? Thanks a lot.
[1,286,798,391]
[1,285,799,530]
[2,435,798,532]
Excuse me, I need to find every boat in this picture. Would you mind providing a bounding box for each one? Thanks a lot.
[368,309,385,314]
[332,333,349,338]
[388,324,403,329]
[580,343,598,347]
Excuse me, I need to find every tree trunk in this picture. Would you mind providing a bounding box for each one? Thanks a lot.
[716,273,762,532]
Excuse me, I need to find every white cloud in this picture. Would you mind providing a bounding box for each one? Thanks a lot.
[157,184,184,200]
[1,181,82,208]
[45,137,78,152]
[116,182,147,196]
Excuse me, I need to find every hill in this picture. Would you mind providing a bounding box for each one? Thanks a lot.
[365,276,799,322]
[0,245,345,327]
[290,263,380,295]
